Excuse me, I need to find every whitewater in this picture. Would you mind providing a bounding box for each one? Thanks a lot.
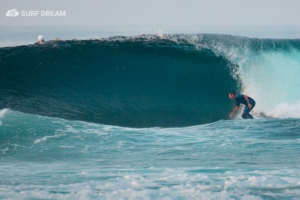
[1,32,300,199]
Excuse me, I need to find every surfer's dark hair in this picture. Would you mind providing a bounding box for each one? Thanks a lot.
[229,91,236,95]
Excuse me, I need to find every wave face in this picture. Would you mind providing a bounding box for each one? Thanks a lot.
[0,35,238,127]
[1,34,300,127]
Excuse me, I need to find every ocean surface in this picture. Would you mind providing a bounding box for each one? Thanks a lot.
[1,27,300,199]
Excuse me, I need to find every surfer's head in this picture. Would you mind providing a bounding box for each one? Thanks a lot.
[229,91,236,100]
[38,35,44,44]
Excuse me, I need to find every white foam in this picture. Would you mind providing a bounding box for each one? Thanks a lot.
[34,134,63,144]
[156,30,164,38]
[0,109,9,118]
[1,147,8,154]
[64,125,80,133]
[60,146,75,148]
[265,102,300,118]
[0,167,299,200]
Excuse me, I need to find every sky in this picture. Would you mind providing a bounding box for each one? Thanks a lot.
[1,0,300,27]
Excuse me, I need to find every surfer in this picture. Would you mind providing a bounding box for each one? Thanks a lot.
[37,35,45,44]
[229,91,256,119]
[35,36,61,45]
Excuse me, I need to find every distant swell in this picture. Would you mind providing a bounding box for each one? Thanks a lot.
[0,36,237,127]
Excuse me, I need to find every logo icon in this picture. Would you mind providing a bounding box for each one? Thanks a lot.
[6,9,19,17]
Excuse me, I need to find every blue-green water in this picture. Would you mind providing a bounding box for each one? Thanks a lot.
[1,110,300,199]
[1,32,300,199]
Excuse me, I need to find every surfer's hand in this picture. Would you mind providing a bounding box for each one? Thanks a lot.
[248,104,252,108]
[230,113,234,118]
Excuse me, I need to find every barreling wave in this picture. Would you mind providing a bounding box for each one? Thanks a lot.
[1,34,300,127]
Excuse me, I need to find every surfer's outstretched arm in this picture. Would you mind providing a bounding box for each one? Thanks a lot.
[230,106,239,118]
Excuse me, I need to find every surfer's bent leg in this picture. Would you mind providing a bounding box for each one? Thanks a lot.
[242,103,255,119]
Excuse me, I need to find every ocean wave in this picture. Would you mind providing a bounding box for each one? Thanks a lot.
[1,34,300,127]
[0,35,237,127]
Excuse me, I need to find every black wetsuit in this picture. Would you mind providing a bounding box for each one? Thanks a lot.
[235,94,256,119]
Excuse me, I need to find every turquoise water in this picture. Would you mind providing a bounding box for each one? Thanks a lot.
[1,110,300,199]
[1,31,300,199]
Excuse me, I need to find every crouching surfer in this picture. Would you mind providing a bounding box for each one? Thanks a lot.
[229,91,256,119]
